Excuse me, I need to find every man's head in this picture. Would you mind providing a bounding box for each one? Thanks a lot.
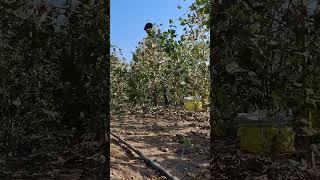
[144,23,155,36]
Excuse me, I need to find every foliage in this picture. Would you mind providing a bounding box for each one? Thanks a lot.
[211,0,320,136]
[117,0,210,108]
[111,46,130,112]
[0,0,107,155]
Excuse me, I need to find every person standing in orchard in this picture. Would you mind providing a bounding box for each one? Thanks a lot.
[144,23,170,107]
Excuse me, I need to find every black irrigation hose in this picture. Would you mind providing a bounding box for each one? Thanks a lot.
[110,132,180,180]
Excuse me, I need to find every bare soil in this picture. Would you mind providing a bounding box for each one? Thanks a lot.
[111,106,210,180]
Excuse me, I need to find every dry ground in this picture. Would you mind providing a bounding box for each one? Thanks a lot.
[111,106,210,180]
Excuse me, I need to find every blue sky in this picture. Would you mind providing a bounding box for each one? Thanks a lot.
[111,0,194,63]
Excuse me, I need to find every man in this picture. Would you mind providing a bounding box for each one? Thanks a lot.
[144,22,170,107]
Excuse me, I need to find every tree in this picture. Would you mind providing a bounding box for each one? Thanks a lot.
[111,46,130,112]
[126,1,210,107]
[211,0,320,137]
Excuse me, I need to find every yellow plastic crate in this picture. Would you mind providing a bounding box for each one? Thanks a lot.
[237,125,295,154]
[183,97,202,111]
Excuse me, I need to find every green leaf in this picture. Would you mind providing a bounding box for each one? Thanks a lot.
[272,90,281,101]
[180,137,193,148]
[248,24,259,34]
[189,4,196,11]
[301,127,318,136]
[225,61,246,74]
[12,97,21,107]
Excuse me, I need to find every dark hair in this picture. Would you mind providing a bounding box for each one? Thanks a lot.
[144,23,153,31]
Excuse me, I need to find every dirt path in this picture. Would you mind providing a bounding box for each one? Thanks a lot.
[111,107,210,180]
